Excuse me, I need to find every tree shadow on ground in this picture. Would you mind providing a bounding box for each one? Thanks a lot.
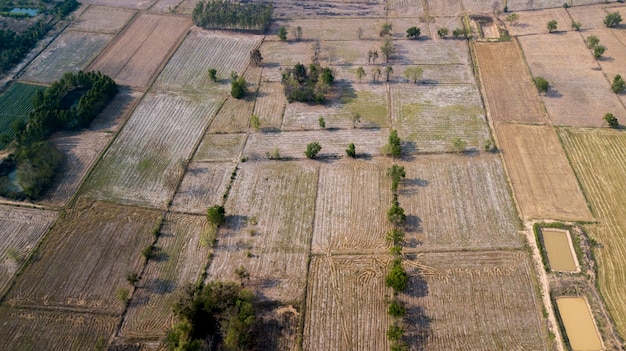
[399,177,429,196]
[405,305,432,351]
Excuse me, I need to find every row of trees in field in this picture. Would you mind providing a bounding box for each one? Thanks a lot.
[0,0,78,75]
[192,0,272,31]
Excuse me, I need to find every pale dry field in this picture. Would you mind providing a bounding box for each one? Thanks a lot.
[398,153,522,250]
[153,29,263,93]
[494,123,593,221]
[88,87,143,132]
[193,133,247,162]
[252,82,287,131]
[270,18,382,41]
[506,7,572,36]
[84,91,222,208]
[558,127,626,338]
[474,41,546,124]
[462,0,504,13]
[88,13,191,89]
[149,0,183,12]
[0,206,56,295]
[427,0,463,17]
[390,84,490,153]
[7,200,160,314]
[208,95,255,134]
[0,307,118,351]
[567,4,615,29]
[206,162,318,302]
[303,255,391,351]
[170,162,237,214]
[120,214,211,339]
[70,5,137,33]
[401,251,549,351]
[20,30,114,84]
[312,160,393,254]
[268,0,384,19]
[388,0,425,17]
[390,37,471,65]
[585,28,626,81]
[242,129,387,160]
[519,32,626,127]
[507,0,565,11]
[77,0,156,10]
[396,64,473,84]
[260,41,314,81]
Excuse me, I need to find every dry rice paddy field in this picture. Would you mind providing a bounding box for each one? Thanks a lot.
[518,32,626,127]
[69,5,137,34]
[494,123,592,221]
[193,133,247,162]
[558,127,626,338]
[474,41,546,124]
[506,7,572,36]
[77,0,156,10]
[170,162,237,214]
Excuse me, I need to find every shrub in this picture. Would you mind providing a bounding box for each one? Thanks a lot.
[586,35,600,49]
[278,26,287,41]
[230,72,246,99]
[532,76,550,94]
[388,298,406,317]
[593,45,606,59]
[387,324,404,342]
[346,143,356,158]
[406,26,420,39]
[612,75,625,94]
[208,68,217,82]
[604,12,622,28]
[305,142,322,159]
[604,112,619,128]
[386,259,408,292]
[384,129,402,157]
[437,27,449,38]
[547,19,557,33]
[207,205,226,226]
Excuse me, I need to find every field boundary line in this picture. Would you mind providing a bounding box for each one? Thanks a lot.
[9,303,121,317]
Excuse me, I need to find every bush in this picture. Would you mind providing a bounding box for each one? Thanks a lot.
[305,142,322,159]
[406,26,420,39]
[230,72,246,99]
[278,26,287,40]
[612,75,625,94]
[346,143,356,158]
[437,27,449,38]
[586,35,600,49]
[593,45,606,59]
[547,19,558,33]
[387,324,404,342]
[386,259,408,292]
[208,68,217,82]
[388,195,406,225]
[388,298,406,317]
[604,12,622,28]
[604,112,619,128]
[384,129,402,157]
[207,205,226,226]
[532,76,550,94]
[281,63,334,104]
[386,228,405,245]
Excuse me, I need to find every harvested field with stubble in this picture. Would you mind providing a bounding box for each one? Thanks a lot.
[495,123,592,221]
[271,18,381,41]
[398,153,522,251]
[69,5,136,34]
[303,255,391,351]
[206,162,318,302]
[312,160,392,254]
[566,4,613,29]
[585,28,626,81]
[7,200,160,314]
[88,87,143,132]
[253,82,287,131]
[78,0,156,10]
[154,29,262,93]
[0,307,118,351]
[194,133,247,162]
[506,0,564,11]
[518,32,626,127]
[390,84,490,153]
[387,0,424,17]
[506,7,572,36]
[120,214,211,339]
[401,250,549,351]
[88,13,191,89]
[474,41,546,124]
[208,95,255,133]
[170,162,237,214]
[558,127,626,338]
[83,91,222,208]
[20,30,114,84]
[0,206,56,295]
[242,129,386,160]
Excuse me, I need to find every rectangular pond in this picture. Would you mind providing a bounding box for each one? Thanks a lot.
[556,297,603,351]
[542,229,578,272]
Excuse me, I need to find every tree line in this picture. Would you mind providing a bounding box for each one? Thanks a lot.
[192,0,272,32]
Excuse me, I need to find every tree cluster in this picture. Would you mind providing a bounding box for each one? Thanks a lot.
[230,72,247,99]
[586,35,606,59]
[192,0,273,32]
[281,62,334,104]
[0,0,78,74]
[166,281,256,351]
[383,129,402,157]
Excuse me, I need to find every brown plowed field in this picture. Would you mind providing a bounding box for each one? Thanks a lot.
[494,123,593,221]
[401,251,549,350]
[0,307,118,351]
[475,41,546,124]
[7,200,160,314]
[88,13,191,89]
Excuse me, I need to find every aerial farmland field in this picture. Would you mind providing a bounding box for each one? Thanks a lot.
[69,5,137,34]
[505,7,572,36]
[0,82,45,147]
[170,162,237,214]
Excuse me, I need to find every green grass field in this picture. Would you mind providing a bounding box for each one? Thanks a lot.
[0,82,45,147]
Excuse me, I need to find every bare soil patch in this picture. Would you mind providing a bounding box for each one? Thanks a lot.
[88,13,191,89]
[462,0,503,13]
[566,4,613,30]
[507,0,565,11]
[0,205,57,295]
[312,159,393,254]
[120,213,211,339]
[78,0,157,10]
[401,250,550,350]
[253,81,287,131]
[388,0,425,17]
[428,0,463,17]
[475,41,546,124]
[494,123,592,221]
[506,7,572,36]
[242,129,386,160]
[194,133,247,162]
[206,162,318,302]
[208,95,255,134]
[519,32,626,127]
[0,307,118,351]
[70,5,137,34]
[390,84,490,153]
[83,90,222,209]
[170,162,237,215]
[398,153,522,251]
[303,255,391,351]
[20,30,114,84]
[7,200,160,314]
[260,41,313,82]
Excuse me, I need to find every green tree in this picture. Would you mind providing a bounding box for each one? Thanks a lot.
[547,19,557,33]
[292,26,302,41]
[593,45,606,59]
[604,12,622,28]
[385,228,405,245]
[384,129,402,157]
[571,21,581,31]
[384,65,393,82]
[207,205,226,226]
[346,143,356,158]
[387,324,404,342]
[380,21,393,37]
[452,27,468,38]
[318,117,326,128]
[406,26,420,39]
[612,74,625,94]
[230,72,246,99]
[371,66,381,83]
[356,66,366,83]
[506,13,519,25]
[532,76,550,94]
[604,112,619,128]
[381,36,396,62]
[386,258,408,292]
[387,164,406,193]
[388,298,406,317]
[249,48,263,66]
[305,142,322,159]
[388,195,407,225]
[250,114,261,131]
[208,68,217,82]
[437,27,449,38]
[278,26,287,41]
[404,67,423,84]
[586,35,600,48]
